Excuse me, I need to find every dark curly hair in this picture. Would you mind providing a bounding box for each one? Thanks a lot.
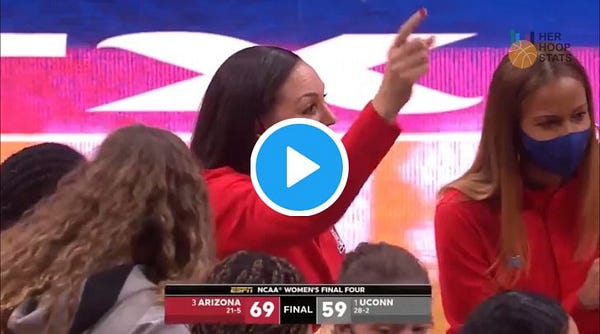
[462,290,569,334]
[191,251,309,334]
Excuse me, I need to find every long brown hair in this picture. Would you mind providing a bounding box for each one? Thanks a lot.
[0,125,215,332]
[440,48,599,287]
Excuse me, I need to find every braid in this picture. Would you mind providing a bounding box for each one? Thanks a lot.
[191,251,308,334]
[1,143,84,230]
[207,252,303,285]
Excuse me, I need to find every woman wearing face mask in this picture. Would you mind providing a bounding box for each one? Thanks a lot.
[191,9,433,284]
[434,47,599,334]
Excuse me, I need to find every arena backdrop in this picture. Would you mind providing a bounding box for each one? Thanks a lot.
[1,1,599,332]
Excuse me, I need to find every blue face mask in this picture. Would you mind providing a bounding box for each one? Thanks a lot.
[521,128,591,178]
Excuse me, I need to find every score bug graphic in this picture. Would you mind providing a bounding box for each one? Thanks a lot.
[164,284,432,325]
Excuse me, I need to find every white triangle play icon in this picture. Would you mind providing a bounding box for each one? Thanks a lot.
[286,146,320,188]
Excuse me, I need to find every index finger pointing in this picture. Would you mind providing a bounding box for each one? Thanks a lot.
[394,8,428,47]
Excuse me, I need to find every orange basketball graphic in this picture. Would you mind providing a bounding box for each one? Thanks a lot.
[508,40,538,69]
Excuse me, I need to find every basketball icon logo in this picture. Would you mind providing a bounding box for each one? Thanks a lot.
[508,40,538,69]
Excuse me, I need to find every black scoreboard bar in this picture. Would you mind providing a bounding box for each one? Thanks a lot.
[165,284,430,296]
[164,284,433,324]
[279,296,318,323]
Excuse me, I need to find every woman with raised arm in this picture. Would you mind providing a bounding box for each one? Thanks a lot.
[434,48,599,334]
[191,9,433,284]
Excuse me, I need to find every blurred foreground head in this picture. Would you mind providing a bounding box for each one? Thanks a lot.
[462,290,577,334]
[339,242,430,285]
[335,242,431,334]
[0,142,84,231]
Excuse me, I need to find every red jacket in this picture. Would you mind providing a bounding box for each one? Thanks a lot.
[203,102,400,284]
[435,179,599,334]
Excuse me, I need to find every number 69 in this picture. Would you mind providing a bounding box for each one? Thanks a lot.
[250,301,275,318]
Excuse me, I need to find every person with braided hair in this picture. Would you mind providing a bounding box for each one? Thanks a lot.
[1,142,84,231]
[191,251,312,334]
[462,291,579,334]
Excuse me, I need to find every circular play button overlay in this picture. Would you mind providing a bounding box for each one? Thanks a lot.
[250,118,349,216]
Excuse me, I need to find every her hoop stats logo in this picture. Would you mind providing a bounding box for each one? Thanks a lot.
[508,30,572,69]
[508,38,537,69]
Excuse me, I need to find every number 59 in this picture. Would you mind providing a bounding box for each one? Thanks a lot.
[322,301,347,318]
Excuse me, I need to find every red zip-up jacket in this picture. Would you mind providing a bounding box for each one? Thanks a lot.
[203,102,400,284]
[435,178,599,334]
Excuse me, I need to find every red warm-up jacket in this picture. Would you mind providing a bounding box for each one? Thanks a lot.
[435,178,599,334]
[203,102,400,284]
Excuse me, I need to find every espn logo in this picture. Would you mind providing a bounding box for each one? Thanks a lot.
[230,287,253,294]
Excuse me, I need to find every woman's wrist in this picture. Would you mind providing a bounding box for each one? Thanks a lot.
[372,91,402,124]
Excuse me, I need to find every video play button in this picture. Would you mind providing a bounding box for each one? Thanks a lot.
[251,118,349,216]
[286,147,320,188]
